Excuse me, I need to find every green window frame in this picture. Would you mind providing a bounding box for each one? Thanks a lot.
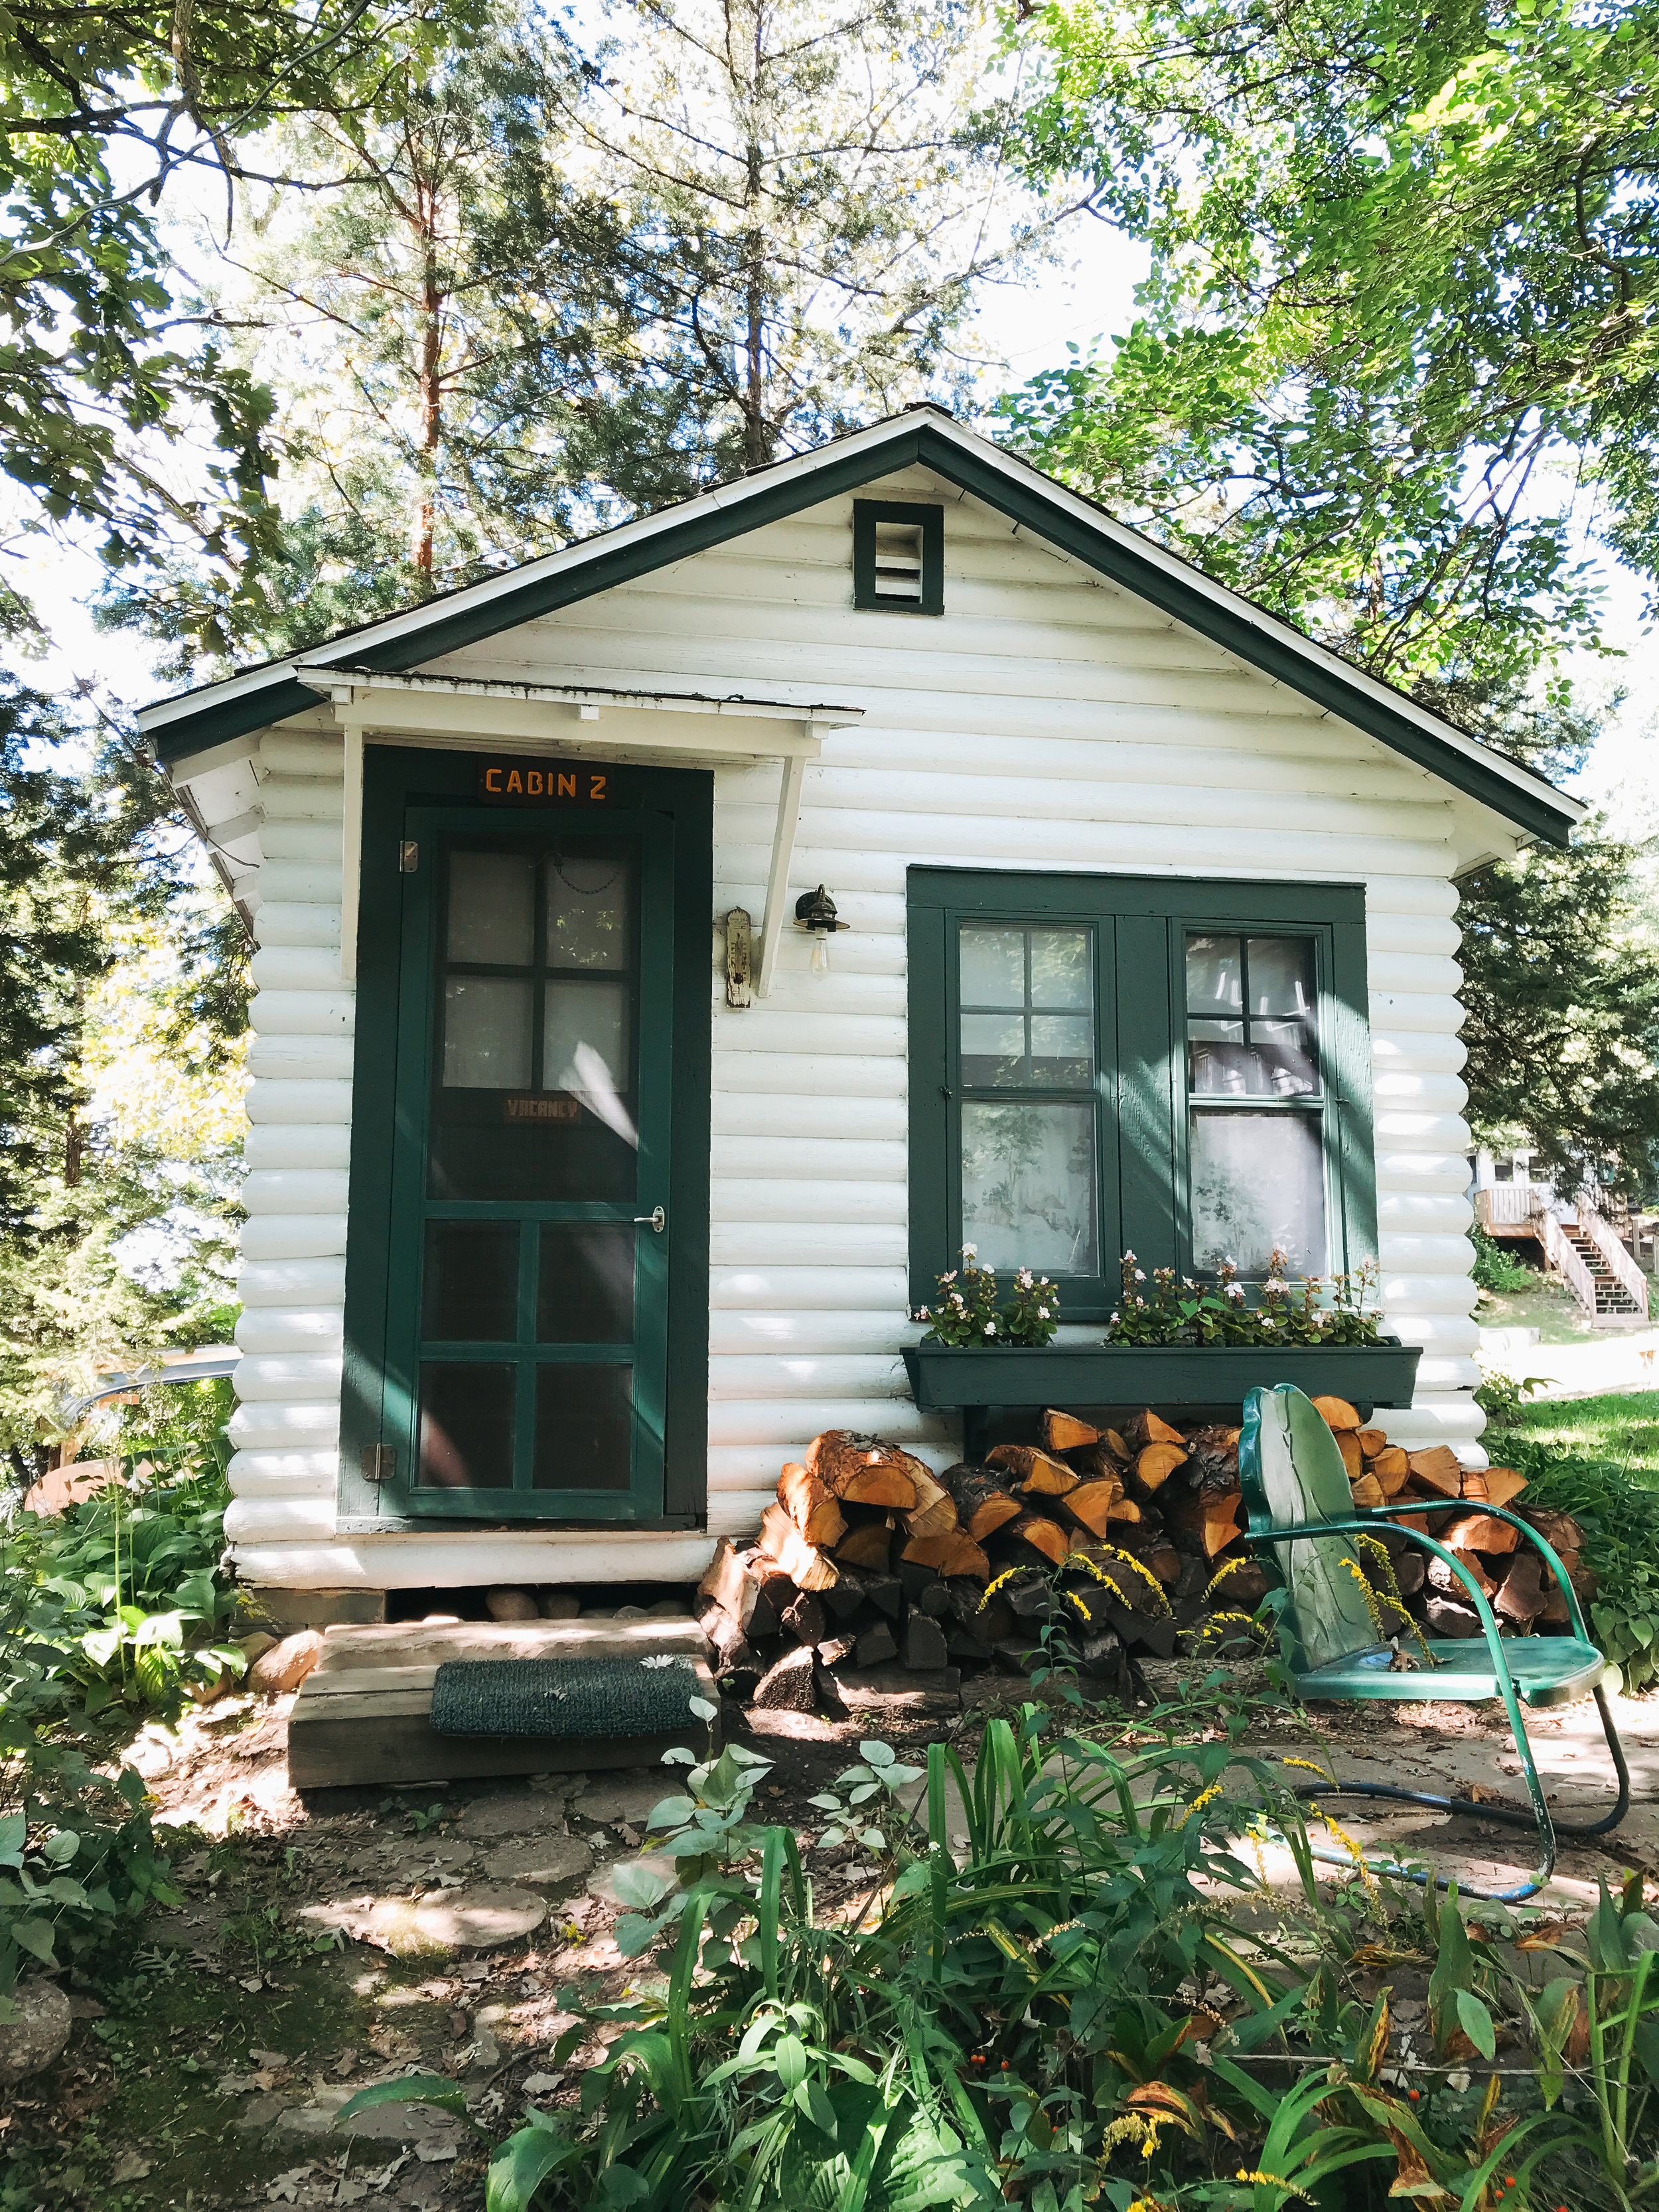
[906,869,1375,1321]
[852,500,944,615]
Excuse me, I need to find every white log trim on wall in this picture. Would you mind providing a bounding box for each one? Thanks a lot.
[210,465,1511,1587]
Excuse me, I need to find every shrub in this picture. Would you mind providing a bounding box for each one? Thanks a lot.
[1469,1224,1538,1293]
[1496,1433,1659,1692]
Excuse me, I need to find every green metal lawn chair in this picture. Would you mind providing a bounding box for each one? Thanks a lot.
[1239,1382,1629,1901]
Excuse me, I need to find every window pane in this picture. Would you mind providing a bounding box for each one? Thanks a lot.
[962,1100,1096,1274]
[547,851,630,970]
[423,1223,518,1341]
[1248,936,1315,1017]
[443,977,533,1088]
[417,1363,514,1488]
[1187,933,1242,1015]
[538,1224,635,1343]
[960,1011,1025,1084]
[1029,1013,1092,1084]
[960,926,1024,1006]
[544,977,631,1098]
[448,851,534,965]
[1189,1108,1326,1276]
[1254,1018,1319,1096]
[1029,928,1090,1008]
[533,1364,632,1490]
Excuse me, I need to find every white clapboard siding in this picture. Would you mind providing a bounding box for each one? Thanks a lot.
[220,463,1509,1589]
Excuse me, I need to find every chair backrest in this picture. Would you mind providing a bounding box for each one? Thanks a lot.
[1240,1383,1380,1672]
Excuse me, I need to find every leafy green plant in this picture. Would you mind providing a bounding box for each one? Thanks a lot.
[912,1248,1060,1348]
[1475,1366,1548,1424]
[1470,1224,1540,1294]
[1106,1248,1386,1347]
[1496,1434,1659,1691]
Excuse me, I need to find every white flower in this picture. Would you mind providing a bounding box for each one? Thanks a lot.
[940,1270,958,1285]
[1123,1248,1137,1262]
[1260,1317,1277,1330]
[961,1242,977,1258]
[1037,1305,1050,1319]
[1110,1310,1120,1323]
[983,1321,996,1336]
[1263,1278,1289,1297]
[1017,1269,1033,1289]
[1226,1284,1246,1303]
[1134,1269,1147,1283]
[914,1307,930,1321]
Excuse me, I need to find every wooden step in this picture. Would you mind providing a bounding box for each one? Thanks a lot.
[289,1617,717,1791]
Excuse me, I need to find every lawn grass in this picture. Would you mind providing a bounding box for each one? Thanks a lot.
[1475,1270,1601,1347]
[1502,1388,1659,1484]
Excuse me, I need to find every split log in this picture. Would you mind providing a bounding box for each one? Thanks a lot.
[1407,1446,1465,1499]
[697,1540,794,1637]
[945,1465,1023,1543]
[902,1463,960,1540]
[897,1563,952,1615]
[834,1520,894,1572]
[1125,1408,1186,1452]
[1522,1508,1585,1554]
[1133,1442,1189,1495]
[1335,1432,1365,1481]
[995,1512,1071,1570]
[760,1504,840,1592]
[1357,1428,1389,1459]
[782,1592,828,1647]
[1395,1550,1426,1597]
[901,1529,991,1581]
[817,1634,857,1668]
[807,1431,920,1509]
[1466,1466,1528,1509]
[1165,1489,1242,1558]
[1368,1447,1411,1495]
[777,1462,847,1549]
[699,1603,756,1666]
[1102,1427,1132,1463]
[1058,1480,1133,1541]
[1311,1394,1362,1432]
[1441,1511,1519,1556]
[1427,1548,1496,1601]
[902,1613,950,1672]
[832,1562,902,1619]
[1425,1595,1481,1638]
[1183,1424,1240,1495]
[855,1621,898,1668]
[1348,1473,1385,1509]
[987,1443,1078,1497]
[1041,1408,1101,1454]
[1494,1552,1547,1625]
[1106,1495,1142,1524]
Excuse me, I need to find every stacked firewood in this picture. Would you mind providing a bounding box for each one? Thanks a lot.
[1305,1395,1596,1636]
[698,1406,1597,1712]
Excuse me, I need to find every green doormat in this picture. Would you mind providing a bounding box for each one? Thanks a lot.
[430,1657,702,1739]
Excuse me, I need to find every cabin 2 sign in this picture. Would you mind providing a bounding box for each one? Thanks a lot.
[476,760,611,804]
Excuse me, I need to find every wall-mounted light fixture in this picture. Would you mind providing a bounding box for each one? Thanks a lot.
[794,884,849,976]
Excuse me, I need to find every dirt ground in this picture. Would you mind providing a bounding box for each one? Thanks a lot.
[6,1664,1654,2212]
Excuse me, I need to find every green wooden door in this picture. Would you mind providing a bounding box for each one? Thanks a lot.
[380,804,674,1520]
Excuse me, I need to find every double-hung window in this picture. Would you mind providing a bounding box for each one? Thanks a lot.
[908,869,1376,1320]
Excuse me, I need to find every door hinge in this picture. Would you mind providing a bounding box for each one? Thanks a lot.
[361,1444,396,1484]
[399,840,419,873]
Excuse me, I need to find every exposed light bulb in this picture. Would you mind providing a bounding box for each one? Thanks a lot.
[810,934,829,976]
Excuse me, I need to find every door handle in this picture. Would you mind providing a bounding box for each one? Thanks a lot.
[634,1206,666,1233]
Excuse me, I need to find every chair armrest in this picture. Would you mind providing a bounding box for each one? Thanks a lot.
[1341,1497,1591,1643]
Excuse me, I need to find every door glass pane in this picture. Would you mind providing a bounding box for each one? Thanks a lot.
[1186,934,1242,1015]
[533,1364,632,1490]
[423,1223,518,1341]
[1189,1108,1326,1276]
[544,978,631,1097]
[443,977,533,1088]
[1248,936,1315,1017]
[538,1225,634,1343]
[548,853,630,969]
[960,926,1024,1005]
[962,1100,1096,1274]
[448,851,534,965]
[1030,928,1090,1007]
[417,1363,514,1488]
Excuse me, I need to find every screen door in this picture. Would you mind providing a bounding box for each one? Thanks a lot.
[382,808,674,1519]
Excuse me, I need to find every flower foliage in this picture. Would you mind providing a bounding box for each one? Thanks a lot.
[912,1249,1060,1348]
[1104,1249,1384,1347]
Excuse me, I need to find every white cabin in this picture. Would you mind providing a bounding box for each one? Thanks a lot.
[139,409,1583,1619]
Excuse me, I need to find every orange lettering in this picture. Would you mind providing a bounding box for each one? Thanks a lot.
[528,769,543,796]
[506,770,522,794]
[485,767,502,792]
[557,773,576,798]
[589,774,607,802]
